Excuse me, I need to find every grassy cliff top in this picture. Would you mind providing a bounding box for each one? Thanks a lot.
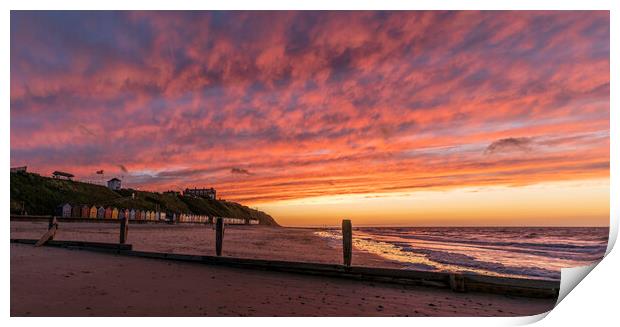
[10,172,278,226]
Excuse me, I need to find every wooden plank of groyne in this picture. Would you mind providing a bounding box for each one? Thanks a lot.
[350,266,450,282]
[462,274,559,298]
[449,274,466,292]
[120,250,558,297]
[11,238,132,251]
[125,250,559,297]
[119,216,129,244]
[35,217,58,246]
[215,218,223,256]
[34,225,57,247]
[48,216,58,241]
[342,219,352,266]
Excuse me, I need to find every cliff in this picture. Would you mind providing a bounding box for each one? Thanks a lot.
[10,172,279,226]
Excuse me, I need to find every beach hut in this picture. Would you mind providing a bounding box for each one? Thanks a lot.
[71,205,81,218]
[135,210,142,220]
[89,205,98,219]
[97,206,105,219]
[140,210,146,221]
[56,203,72,218]
[160,212,166,221]
[111,207,119,219]
[155,212,160,221]
[104,207,113,219]
[148,211,154,221]
[124,209,130,220]
[81,205,90,218]
[129,209,136,220]
[118,208,125,220]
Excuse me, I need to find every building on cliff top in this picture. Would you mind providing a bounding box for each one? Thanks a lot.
[184,187,216,200]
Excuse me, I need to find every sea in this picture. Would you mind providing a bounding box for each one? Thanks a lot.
[315,227,609,281]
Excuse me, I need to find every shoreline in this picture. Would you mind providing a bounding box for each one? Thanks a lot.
[12,220,593,282]
[10,221,405,268]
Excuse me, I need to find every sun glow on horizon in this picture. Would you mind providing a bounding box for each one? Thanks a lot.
[257,178,610,227]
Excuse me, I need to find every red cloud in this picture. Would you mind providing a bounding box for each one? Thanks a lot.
[10,11,609,204]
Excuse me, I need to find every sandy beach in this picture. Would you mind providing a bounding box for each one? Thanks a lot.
[10,221,401,267]
[10,222,557,316]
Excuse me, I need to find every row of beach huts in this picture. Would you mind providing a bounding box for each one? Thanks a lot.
[54,203,259,225]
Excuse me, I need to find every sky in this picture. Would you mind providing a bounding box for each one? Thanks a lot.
[10,11,609,226]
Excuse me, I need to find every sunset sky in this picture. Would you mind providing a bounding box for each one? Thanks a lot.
[10,11,609,226]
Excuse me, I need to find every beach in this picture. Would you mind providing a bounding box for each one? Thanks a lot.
[10,221,401,267]
[11,222,557,316]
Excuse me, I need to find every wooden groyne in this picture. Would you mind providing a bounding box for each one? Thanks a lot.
[11,216,560,299]
[10,237,559,299]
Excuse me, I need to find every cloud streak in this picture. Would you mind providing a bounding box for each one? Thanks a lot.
[231,167,253,175]
[485,137,532,154]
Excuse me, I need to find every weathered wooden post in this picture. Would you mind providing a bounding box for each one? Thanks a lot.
[120,215,129,244]
[342,219,352,267]
[35,216,58,247]
[449,273,466,292]
[215,217,223,256]
[48,216,57,241]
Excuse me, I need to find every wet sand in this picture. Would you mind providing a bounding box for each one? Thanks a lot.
[11,244,556,316]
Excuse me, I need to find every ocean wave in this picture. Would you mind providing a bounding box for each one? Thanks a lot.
[316,227,607,281]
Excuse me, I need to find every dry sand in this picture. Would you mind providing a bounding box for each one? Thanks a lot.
[10,222,557,316]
